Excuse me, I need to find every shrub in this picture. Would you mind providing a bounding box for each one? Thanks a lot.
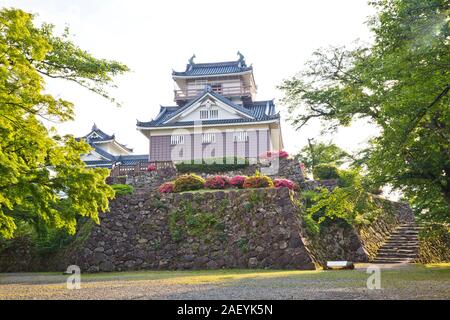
[313,164,340,180]
[147,164,157,172]
[243,172,274,189]
[158,182,175,193]
[204,175,230,189]
[173,174,205,192]
[229,175,247,189]
[176,157,249,174]
[111,184,134,196]
[274,178,297,190]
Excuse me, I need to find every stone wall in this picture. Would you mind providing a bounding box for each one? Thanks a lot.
[298,198,415,265]
[56,188,316,272]
[416,224,450,264]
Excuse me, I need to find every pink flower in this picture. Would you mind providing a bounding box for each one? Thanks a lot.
[204,175,230,189]
[158,182,174,193]
[229,175,247,189]
[147,164,157,172]
[273,178,297,190]
[259,150,289,160]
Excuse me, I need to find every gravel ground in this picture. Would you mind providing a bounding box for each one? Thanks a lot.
[0,264,448,300]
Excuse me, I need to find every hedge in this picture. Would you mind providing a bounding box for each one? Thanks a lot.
[175,157,249,174]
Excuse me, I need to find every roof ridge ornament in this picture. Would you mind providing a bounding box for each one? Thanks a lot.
[188,54,196,65]
[92,123,98,131]
[237,51,246,67]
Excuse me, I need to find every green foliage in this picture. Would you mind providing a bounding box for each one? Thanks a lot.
[175,157,249,174]
[295,141,350,173]
[302,169,383,229]
[0,9,128,239]
[280,0,450,223]
[313,164,340,180]
[111,184,134,196]
[168,201,223,242]
[173,174,206,192]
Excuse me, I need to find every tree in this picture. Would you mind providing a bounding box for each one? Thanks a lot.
[0,9,129,239]
[295,140,350,175]
[280,0,450,224]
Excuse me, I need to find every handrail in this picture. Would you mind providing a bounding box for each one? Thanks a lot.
[174,85,254,100]
[110,161,174,177]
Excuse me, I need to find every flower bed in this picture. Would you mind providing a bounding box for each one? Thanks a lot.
[159,172,286,193]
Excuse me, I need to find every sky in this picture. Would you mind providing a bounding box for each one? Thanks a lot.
[3,0,378,155]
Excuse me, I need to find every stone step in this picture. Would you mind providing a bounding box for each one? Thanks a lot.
[378,245,419,251]
[383,240,419,243]
[391,232,420,235]
[373,223,421,264]
[378,249,418,255]
[390,232,419,236]
[373,256,414,262]
[372,259,411,264]
[388,236,418,241]
[376,253,418,258]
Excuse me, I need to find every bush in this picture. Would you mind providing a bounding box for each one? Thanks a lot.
[229,175,247,189]
[111,184,134,196]
[173,174,205,192]
[204,175,230,189]
[274,178,297,190]
[176,157,249,174]
[313,164,340,180]
[158,182,175,193]
[243,172,274,189]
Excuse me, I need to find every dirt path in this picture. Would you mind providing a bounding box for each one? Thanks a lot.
[0,264,448,300]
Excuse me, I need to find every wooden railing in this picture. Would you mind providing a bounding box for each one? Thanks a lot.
[110,161,174,177]
[174,85,254,100]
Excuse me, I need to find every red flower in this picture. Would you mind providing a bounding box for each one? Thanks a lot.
[147,164,157,172]
[273,178,297,190]
[204,175,230,189]
[158,182,174,193]
[229,175,247,188]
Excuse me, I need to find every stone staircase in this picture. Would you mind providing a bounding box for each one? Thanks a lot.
[373,223,422,264]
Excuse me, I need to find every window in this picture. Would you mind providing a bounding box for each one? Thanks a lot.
[233,131,248,142]
[199,109,219,119]
[202,133,216,144]
[211,83,222,94]
[200,110,209,119]
[209,109,218,119]
[171,135,185,145]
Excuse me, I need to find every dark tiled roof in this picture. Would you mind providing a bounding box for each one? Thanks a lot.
[116,154,149,165]
[137,92,279,128]
[84,160,114,168]
[83,152,149,168]
[79,124,133,152]
[173,54,252,77]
